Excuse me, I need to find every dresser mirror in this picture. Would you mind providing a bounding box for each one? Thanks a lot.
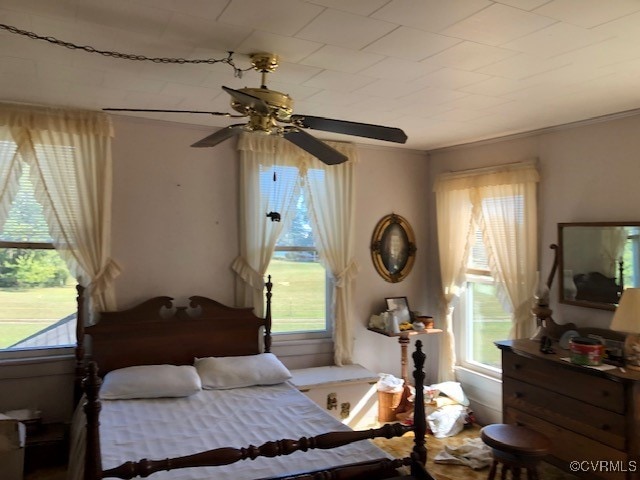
[558,222,640,310]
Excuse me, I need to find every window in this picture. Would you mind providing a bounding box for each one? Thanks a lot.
[461,226,511,371]
[435,162,538,380]
[0,165,76,351]
[460,192,527,372]
[265,168,329,337]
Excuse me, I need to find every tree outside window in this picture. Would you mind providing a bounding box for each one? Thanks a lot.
[0,165,75,350]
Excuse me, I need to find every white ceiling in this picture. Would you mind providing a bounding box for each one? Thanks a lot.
[4,0,640,151]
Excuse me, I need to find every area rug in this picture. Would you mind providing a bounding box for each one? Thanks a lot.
[372,424,579,480]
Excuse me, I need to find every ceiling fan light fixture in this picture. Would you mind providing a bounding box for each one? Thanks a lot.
[105,51,407,165]
[250,52,280,74]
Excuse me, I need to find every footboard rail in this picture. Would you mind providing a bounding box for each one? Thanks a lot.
[103,423,411,479]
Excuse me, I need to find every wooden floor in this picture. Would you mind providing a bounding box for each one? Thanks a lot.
[25,466,66,480]
[373,424,578,480]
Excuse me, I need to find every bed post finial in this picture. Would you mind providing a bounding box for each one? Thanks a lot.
[412,340,427,464]
[264,275,273,353]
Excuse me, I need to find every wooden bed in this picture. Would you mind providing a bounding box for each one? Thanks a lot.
[72,277,434,480]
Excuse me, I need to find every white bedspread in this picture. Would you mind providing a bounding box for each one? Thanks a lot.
[68,382,390,480]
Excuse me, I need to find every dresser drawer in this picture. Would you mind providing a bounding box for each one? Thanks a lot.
[505,407,627,480]
[503,377,625,450]
[502,350,624,413]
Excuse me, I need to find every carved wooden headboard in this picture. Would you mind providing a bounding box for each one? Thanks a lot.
[74,278,273,397]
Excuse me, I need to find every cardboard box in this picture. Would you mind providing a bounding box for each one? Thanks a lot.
[0,413,26,480]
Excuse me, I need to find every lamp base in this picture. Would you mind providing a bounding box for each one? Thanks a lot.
[623,333,640,371]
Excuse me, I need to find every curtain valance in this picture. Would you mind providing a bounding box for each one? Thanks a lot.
[434,162,539,192]
[0,103,113,137]
[237,133,358,164]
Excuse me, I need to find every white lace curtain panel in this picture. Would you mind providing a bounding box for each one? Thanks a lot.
[232,133,358,365]
[0,103,118,320]
[434,162,539,381]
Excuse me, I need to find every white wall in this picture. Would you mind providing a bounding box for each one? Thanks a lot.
[111,116,240,307]
[427,112,640,424]
[351,144,439,385]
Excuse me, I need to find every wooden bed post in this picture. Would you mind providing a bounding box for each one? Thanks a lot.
[412,340,427,465]
[264,275,273,353]
[74,285,86,405]
[84,362,103,480]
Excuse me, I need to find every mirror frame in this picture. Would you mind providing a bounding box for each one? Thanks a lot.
[370,213,416,283]
[558,221,640,311]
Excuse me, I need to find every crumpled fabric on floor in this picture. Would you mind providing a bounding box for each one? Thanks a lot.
[434,437,493,470]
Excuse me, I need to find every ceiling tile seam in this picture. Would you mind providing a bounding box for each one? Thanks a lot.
[542,34,620,64]
[418,41,520,74]
[366,0,395,19]
[430,1,497,35]
[530,3,640,30]
[215,1,235,24]
[289,4,329,39]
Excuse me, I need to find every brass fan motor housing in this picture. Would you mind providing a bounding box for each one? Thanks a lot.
[230,87,294,122]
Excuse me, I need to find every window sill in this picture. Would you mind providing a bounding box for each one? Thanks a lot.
[455,363,502,382]
[0,346,74,362]
[273,335,332,346]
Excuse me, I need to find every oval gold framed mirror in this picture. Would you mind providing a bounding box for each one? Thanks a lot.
[370,213,416,283]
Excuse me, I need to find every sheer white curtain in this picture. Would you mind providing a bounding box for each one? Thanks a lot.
[434,163,539,379]
[233,133,358,364]
[0,103,118,317]
[433,188,474,381]
[0,129,22,231]
[477,174,538,339]
[232,134,302,315]
[303,149,357,366]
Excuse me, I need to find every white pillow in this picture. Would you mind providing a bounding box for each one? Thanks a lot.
[100,364,202,400]
[195,353,292,390]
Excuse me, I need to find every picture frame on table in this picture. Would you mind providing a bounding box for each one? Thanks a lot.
[385,296,411,323]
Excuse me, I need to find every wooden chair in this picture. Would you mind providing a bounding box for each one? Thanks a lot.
[480,424,550,480]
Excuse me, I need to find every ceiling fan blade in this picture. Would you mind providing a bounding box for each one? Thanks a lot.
[283,128,348,165]
[291,114,407,144]
[103,108,243,117]
[222,86,270,115]
[191,124,246,148]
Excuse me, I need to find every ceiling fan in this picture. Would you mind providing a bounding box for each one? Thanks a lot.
[104,53,407,165]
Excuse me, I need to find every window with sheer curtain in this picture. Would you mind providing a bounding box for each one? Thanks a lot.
[0,103,117,356]
[434,162,539,380]
[232,133,357,365]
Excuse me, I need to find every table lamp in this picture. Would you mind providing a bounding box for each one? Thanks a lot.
[610,288,640,371]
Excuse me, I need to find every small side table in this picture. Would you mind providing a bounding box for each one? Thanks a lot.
[24,423,68,473]
[368,327,442,419]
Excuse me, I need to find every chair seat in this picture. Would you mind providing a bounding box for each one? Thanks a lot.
[480,424,550,457]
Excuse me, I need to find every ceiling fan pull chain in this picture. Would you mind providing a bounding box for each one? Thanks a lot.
[265,163,281,223]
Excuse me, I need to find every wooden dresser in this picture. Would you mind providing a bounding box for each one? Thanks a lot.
[497,339,640,480]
